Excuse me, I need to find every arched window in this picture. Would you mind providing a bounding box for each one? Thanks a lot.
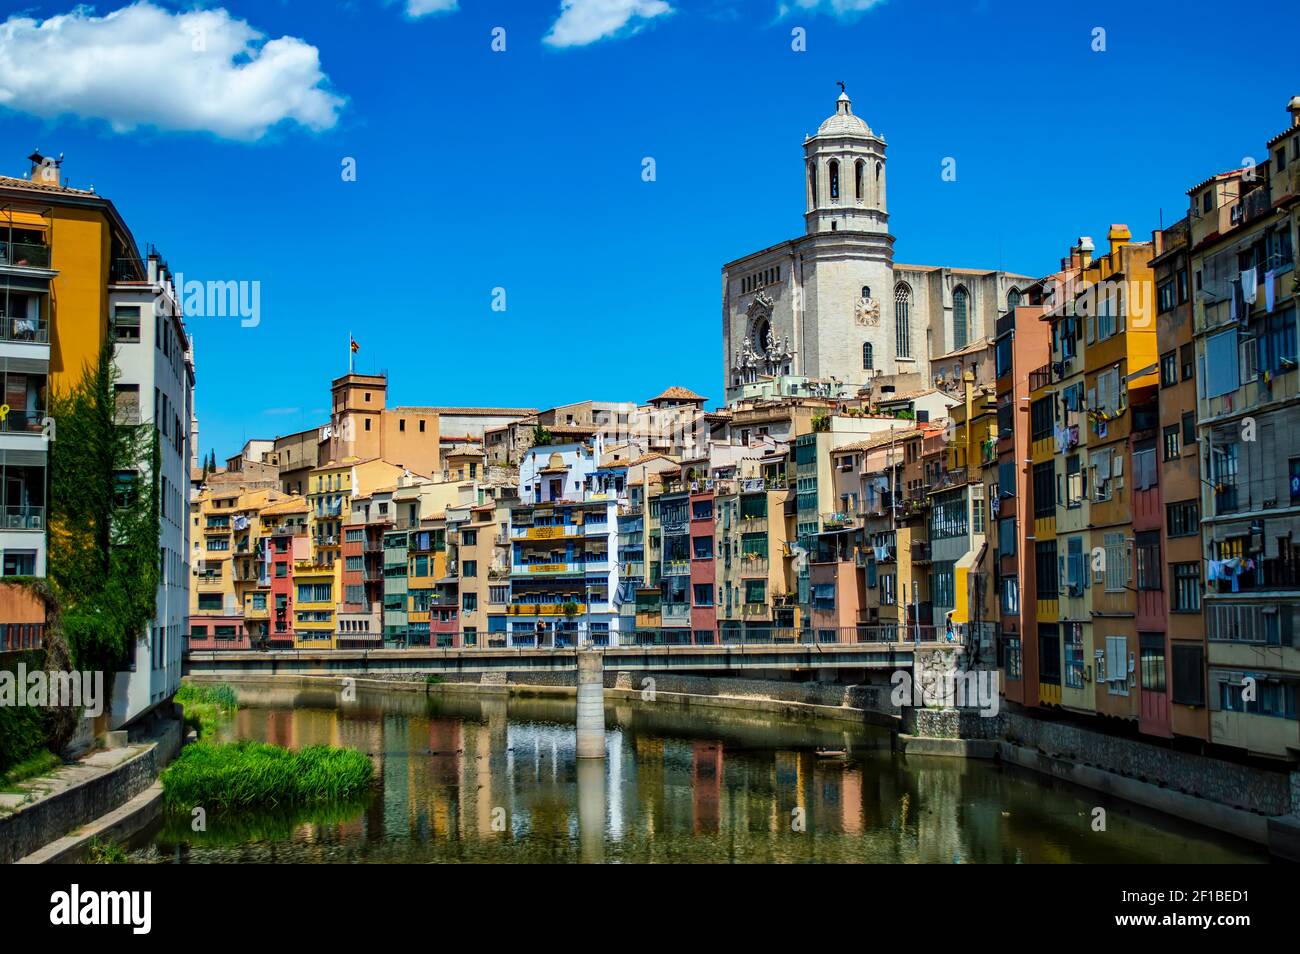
[757,319,772,353]
[862,342,874,370]
[952,286,969,351]
[808,161,818,206]
[828,160,839,200]
[895,284,911,358]
[1007,287,1021,313]
[855,159,866,201]
[861,285,871,300]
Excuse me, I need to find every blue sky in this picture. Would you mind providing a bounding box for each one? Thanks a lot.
[1,0,1296,460]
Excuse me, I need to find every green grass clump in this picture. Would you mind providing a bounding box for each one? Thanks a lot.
[175,682,238,739]
[86,837,128,864]
[0,749,61,790]
[161,741,374,810]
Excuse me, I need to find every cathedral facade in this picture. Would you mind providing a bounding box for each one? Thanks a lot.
[722,90,1033,400]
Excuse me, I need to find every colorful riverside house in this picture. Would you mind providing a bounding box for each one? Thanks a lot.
[1039,246,1095,716]
[454,503,501,648]
[307,456,407,567]
[407,514,447,647]
[262,497,309,648]
[509,442,622,647]
[927,375,992,656]
[942,374,997,664]
[688,482,717,644]
[993,277,1053,708]
[292,559,338,649]
[337,499,381,648]
[1079,226,1157,724]
[1028,336,1061,706]
[1150,216,1211,743]
[657,479,692,641]
[382,522,410,646]
[1190,99,1300,759]
[189,487,246,649]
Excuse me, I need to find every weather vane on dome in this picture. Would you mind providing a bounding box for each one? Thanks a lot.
[837,81,846,94]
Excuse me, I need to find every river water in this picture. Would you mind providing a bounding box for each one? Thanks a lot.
[144,685,1265,863]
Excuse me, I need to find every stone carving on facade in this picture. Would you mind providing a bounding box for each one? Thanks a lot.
[855,293,881,327]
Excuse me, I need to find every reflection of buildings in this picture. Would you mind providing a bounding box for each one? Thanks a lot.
[691,741,722,834]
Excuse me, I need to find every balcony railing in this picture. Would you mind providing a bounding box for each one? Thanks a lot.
[0,315,48,343]
[0,407,46,433]
[1,505,45,530]
[0,241,51,270]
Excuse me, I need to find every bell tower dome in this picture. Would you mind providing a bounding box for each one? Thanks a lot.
[804,86,888,235]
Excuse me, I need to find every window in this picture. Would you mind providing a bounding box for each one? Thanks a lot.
[1038,625,1061,686]
[1065,454,1084,508]
[1139,633,1166,692]
[1171,562,1201,612]
[1035,541,1058,595]
[972,491,985,533]
[1103,531,1127,592]
[932,562,955,608]
[114,384,140,424]
[462,560,477,578]
[1032,462,1055,518]
[1171,644,1205,706]
[1162,424,1181,461]
[1135,531,1160,590]
[862,341,873,370]
[895,285,911,358]
[1105,634,1129,694]
[854,159,865,200]
[1003,636,1022,680]
[1181,411,1196,448]
[952,286,969,351]
[1167,500,1199,537]
[1000,576,1019,615]
[1176,269,1189,305]
[1257,306,1297,375]
[462,593,477,612]
[113,304,141,342]
[1133,443,1157,489]
[998,516,1016,556]
[1160,350,1177,387]
[828,159,839,200]
[1007,287,1021,313]
[1064,624,1085,689]
[1157,281,1175,314]
[1180,342,1195,381]
[1030,397,1053,442]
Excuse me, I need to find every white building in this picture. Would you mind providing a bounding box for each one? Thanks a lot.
[723,88,1033,402]
[109,253,194,728]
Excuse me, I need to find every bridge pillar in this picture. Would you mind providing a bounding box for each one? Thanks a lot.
[576,649,606,759]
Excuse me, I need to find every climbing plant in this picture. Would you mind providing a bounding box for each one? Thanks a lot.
[47,339,161,689]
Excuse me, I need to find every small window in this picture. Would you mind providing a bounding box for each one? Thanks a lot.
[364,418,371,431]
[1159,351,1177,388]
[419,419,426,433]
[113,305,141,342]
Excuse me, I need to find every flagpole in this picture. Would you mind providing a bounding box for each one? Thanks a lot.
[348,330,353,374]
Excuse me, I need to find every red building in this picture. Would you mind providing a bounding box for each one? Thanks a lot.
[689,489,717,643]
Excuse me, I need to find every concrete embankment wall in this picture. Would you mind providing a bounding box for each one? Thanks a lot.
[0,719,181,865]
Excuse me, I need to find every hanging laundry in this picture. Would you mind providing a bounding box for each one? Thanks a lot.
[1242,267,1257,305]
[1265,270,1275,313]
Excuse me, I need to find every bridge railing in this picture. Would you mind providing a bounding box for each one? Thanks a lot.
[188,622,954,654]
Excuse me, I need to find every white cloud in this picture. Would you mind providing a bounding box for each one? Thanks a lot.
[779,0,888,16]
[544,0,673,48]
[0,3,344,141]
[403,0,459,17]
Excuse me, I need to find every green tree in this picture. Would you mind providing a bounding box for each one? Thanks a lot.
[47,340,161,707]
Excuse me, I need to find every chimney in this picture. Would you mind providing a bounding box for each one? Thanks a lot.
[1077,236,1094,268]
[26,150,61,187]
[1289,96,1300,128]
[1107,224,1131,256]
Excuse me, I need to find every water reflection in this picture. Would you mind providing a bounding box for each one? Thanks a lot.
[148,686,1265,863]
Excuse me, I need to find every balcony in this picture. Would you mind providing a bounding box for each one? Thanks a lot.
[0,240,51,271]
[662,603,690,623]
[661,559,691,577]
[0,406,46,434]
[737,515,769,534]
[0,315,48,344]
[513,561,583,576]
[739,555,770,575]
[507,603,587,617]
[821,512,855,530]
[110,257,147,283]
[0,505,44,531]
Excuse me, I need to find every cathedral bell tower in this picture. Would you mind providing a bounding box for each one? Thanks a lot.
[804,87,888,236]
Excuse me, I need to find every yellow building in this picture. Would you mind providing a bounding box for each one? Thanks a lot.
[292,560,340,649]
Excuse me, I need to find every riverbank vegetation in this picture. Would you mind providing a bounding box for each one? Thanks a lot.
[161,741,374,811]
[175,683,238,739]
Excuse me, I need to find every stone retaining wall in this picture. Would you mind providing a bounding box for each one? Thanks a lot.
[0,719,180,865]
[1002,711,1291,817]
